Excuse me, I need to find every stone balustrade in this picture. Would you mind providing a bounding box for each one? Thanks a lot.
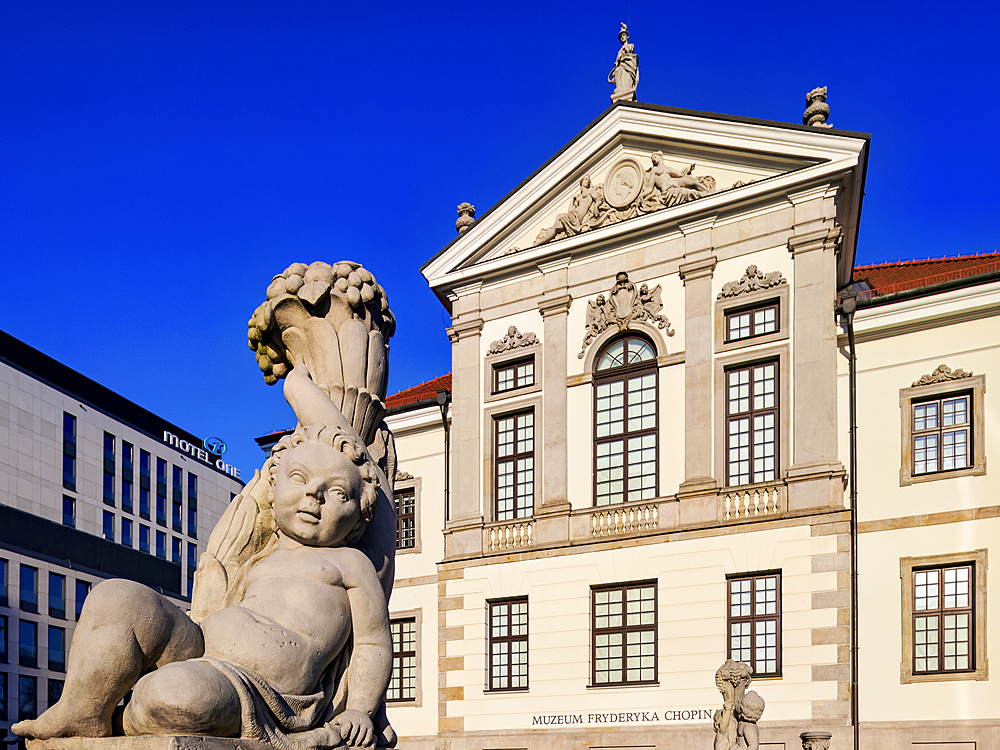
[591,503,659,537]
[720,483,785,521]
[485,519,533,551]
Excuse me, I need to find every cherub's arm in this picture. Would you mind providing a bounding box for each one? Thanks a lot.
[283,359,354,435]
[333,549,393,747]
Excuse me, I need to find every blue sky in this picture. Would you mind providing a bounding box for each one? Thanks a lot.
[3,1,998,477]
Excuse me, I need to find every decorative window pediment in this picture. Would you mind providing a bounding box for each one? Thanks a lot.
[718,266,786,299]
[578,272,675,359]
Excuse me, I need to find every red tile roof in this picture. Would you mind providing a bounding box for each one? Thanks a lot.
[853,252,1000,299]
[385,373,452,410]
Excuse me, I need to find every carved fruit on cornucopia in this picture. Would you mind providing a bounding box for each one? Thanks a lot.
[247,261,396,446]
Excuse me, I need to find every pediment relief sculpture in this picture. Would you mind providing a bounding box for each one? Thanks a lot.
[718,265,787,298]
[578,272,675,358]
[488,325,539,355]
[912,364,973,387]
[529,151,719,249]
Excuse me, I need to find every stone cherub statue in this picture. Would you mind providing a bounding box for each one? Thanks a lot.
[712,660,765,750]
[609,22,638,102]
[15,261,401,750]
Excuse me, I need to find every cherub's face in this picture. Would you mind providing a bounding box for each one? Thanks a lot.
[273,441,362,547]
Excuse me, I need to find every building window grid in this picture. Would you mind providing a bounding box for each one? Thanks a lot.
[103,510,115,541]
[913,564,974,674]
[20,566,38,613]
[494,359,535,393]
[19,620,37,668]
[495,411,534,520]
[48,573,65,620]
[139,450,151,520]
[725,302,779,343]
[122,518,133,548]
[103,432,116,507]
[172,466,183,532]
[188,473,198,539]
[156,458,167,527]
[912,394,971,475]
[594,337,658,507]
[592,582,657,687]
[75,580,90,621]
[122,441,134,514]
[62,412,76,491]
[726,361,778,487]
[387,618,416,702]
[488,598,528,691]
[728,573,781,676]
[395,489,416,550]
[48,625,65,672]
[139,525,150,554]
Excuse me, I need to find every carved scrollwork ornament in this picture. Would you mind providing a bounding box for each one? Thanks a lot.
[912,364,973,387]
[718,265,787,298]
[578,272,675,358]
[395,469,414,482]
[488,326,539,355]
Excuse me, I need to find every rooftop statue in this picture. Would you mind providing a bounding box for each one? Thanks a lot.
[609,23,638,102]
[15,261,400,750]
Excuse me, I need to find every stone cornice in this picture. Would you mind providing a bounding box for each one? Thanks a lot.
[788,226,842,256]
[446,316,484,342]
[678,256,718,283]
[537,293,573,317]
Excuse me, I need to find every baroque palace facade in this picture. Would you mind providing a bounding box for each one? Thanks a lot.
[379,101,1000,750]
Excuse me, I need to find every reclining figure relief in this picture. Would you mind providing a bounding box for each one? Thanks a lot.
[15,261,401,750]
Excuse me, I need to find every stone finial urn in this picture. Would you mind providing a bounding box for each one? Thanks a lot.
[803,87,831,127]
[456,202,475,234]
[800,730,833,750]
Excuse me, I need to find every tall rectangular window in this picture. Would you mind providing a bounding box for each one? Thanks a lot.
[156,531,166,559]
[48,573,65,620]
[725,301,779,343]
[62,412,76,491]
[75,580,90,621]
[913,564,974,674]
[187,473,198,539]
[488,598,528,691]
[592,582,657,686]
[386,618,416,702]
[495,410,534,520]
[188,543,198,598]
[103,432,116,506]
[1,614,7,663]
[493,358,535,393]
[139,525,150,554]
[172,466,183,532]
[103,510,115,541]
[62,495,75,527]
[19,675,37,721]
[19,620,37,668]
[20,565,38,613]
[0,558,7,606]
[728,572,781,677]
[122,518,133,548]
[0,672,7,719]
[395,489,415,549]
[121,441,134,513]
[912,394,971,475]
[139,450,151,520]
[48,626,65,672]
[172,538,182,564]
[156,458,167,526]
[593,337,658,506]
[726,361,778,486]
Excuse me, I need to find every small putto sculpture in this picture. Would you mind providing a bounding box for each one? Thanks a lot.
[803,86,831,128]
[578,271,674,358]
[609,23,638,102]
[456,203,476,235]
[712,660,765,750]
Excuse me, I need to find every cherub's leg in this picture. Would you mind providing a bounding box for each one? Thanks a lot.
[13,579,204,739]
[123,661,240,737]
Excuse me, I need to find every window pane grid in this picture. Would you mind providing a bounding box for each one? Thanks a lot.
[913,564,974,674]
[489,599,528,691]
[726,303,779,342]
[592,583,656,686]
[594,338,658,507]
[912,395,970,475]
[494,359,535,393]
[387,618,416,702]
[395,489,416,549]
[727,573,781,676]
[496,411,534,520]
[726,362,778,486]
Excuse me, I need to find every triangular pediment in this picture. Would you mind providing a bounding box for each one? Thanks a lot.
[422,102,868,300]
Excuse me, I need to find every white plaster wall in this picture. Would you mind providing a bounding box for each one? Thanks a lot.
[442,526,839,732]
[384,582,439,739]
[858,518,1000,722]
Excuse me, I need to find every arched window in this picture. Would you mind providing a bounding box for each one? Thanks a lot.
[594,335,658,506]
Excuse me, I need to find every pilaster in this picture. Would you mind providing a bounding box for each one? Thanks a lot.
[786,226,846,511]
[676,253,718,516]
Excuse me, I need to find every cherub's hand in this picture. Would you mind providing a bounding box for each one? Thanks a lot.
[334,709,375,748]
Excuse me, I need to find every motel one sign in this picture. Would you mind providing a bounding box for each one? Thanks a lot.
[163,430,241,479]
